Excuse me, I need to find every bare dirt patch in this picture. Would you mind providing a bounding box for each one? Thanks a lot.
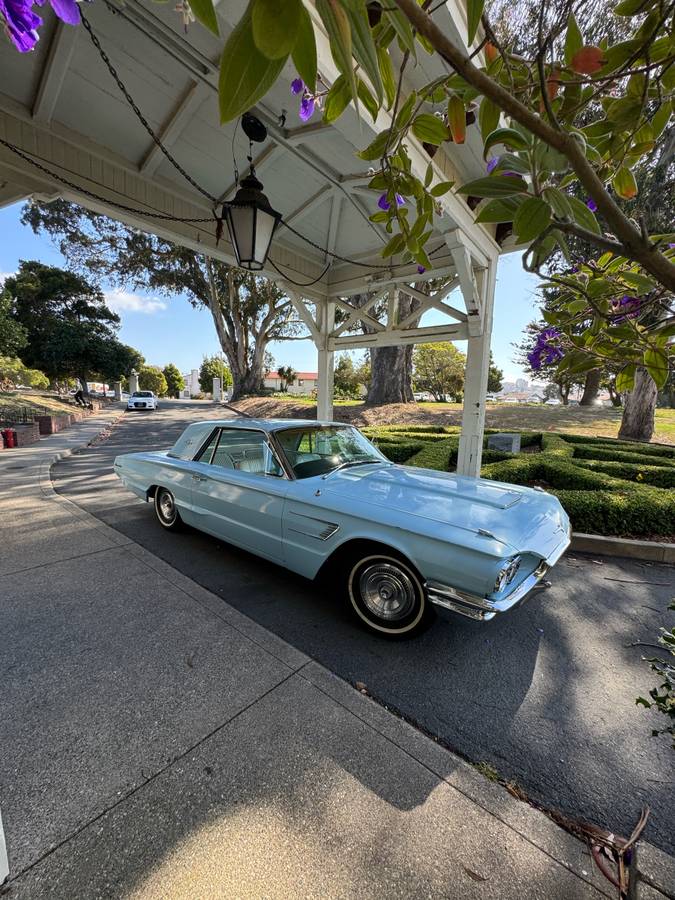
[231,397,675,444]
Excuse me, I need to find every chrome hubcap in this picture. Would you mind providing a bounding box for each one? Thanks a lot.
[359,562,415,621]
[159,491,175,521]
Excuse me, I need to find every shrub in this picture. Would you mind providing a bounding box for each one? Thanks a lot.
[364,424,674,538]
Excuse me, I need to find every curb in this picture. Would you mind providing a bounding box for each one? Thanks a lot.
[571,532,675,564]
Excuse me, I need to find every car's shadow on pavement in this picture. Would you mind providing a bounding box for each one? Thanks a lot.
[51,403,675,856]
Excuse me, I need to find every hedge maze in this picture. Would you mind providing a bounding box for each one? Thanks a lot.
[363,426,675,539]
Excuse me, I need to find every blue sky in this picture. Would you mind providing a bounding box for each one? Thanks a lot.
[1,202,541,381]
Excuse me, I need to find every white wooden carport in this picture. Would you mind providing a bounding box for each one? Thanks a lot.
[0,0,505,476]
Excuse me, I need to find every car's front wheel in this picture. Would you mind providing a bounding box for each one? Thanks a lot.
[154,487,183,531]
[346,552,432,637]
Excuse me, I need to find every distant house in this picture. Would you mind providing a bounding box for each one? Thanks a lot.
[180,368,200,398]
[265,371,318,395]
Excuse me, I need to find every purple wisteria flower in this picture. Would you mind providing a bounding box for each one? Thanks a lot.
[290,78,304,95]
[1,0,42,51]
[668,242,675,249]
[417,265,426,274]
[299,95,315,122]
[486,156,500,174]
[586,198,598,212]
[527,327,564,371]
[377,192,406,211]
[610,294,641,322]
[37,0,80,25]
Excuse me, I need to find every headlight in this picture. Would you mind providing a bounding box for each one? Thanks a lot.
[494,556,521,593]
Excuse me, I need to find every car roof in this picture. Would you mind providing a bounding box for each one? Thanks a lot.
[193,418,345,432]
[167,418,351,460]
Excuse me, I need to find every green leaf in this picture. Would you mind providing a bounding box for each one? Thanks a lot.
[476,198,522,223]
[564,12,582,65]
[252,0,301,59]
[458,175,528,198]
[219,5,288,123]
[542,187,572,219]
[341,0,383,104]
[384,9,416,54]
[395,92,418,129]
[614,0,650,14]
[482,127,529,157]
[514,196,552,242]
[466,0,484,44]
[651,102,672,139]
[429,180,455,197]
[323,75,352,123]
[411,113,450,145]
[357,79,378,124]
[381,232,406,258]
[316,0,357,106]
[567,196,601,234]
[188,0,219,36]
[643,349,668,388]
[377,46,396,108]
[478,97,500,141]
[612,165,638,200]
[621,271,655,293]
[291,4,317,90]
[357,130,390,161]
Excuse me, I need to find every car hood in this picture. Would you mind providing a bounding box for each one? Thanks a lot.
[323,463,569,559]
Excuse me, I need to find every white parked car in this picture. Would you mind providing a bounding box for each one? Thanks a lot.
[544,399,562,406]
[127,390,159,411]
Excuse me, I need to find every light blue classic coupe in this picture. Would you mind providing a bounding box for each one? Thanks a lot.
[114,419,570,637]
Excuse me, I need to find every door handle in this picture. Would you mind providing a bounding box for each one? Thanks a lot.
[192,473,207,482]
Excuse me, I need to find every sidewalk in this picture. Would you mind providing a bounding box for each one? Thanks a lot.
[0,414,672,899]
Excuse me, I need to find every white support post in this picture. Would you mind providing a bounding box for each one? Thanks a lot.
[456,257,497,478]
[316,299,335,421]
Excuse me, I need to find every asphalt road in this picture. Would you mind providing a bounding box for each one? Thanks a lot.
[53,399,675,854]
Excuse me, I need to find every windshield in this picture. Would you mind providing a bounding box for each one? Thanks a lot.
[132,391,153,397]
[276,426,386,479]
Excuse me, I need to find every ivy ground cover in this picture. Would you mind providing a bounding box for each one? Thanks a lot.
[363,426,675,540]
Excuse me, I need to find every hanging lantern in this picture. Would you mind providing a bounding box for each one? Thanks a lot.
[223,169,281,271]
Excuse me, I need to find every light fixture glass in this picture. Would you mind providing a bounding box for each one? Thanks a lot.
[223,170,281,271]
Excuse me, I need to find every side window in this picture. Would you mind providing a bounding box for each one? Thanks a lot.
[195,430,220,464]
[200,428,283,477]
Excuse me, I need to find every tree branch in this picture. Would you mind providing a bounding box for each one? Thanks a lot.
[393,0,675,292]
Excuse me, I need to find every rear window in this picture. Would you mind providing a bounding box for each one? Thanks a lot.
[167,423,218,459]
[132,391,153,397]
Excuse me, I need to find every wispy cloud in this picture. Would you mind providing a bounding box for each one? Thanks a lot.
[105,289,168,315]
[0,271,14,285]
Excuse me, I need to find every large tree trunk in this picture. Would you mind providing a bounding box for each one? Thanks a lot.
[367,345,415,405]
[230,364,264,401]
[579,369,601,406]
[362,289,421,406]
[618,368,657,441]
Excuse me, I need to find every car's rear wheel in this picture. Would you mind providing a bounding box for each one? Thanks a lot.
[154,487,183,531]
[346,552,433,637]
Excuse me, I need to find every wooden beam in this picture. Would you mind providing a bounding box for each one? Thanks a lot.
[285,288,320,342]
[32,22,79,124]
[283,185,334,227]
[325,193,342,264]
[140,81,210,176]
[330,322,467,350]
[333,294,387,334]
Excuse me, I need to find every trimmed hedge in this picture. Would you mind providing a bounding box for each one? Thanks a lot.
[366,424,675,538]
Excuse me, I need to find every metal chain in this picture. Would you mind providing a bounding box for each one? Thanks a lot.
[0,138,216,226]
[79,9,219,206]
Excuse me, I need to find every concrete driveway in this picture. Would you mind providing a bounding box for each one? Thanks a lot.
[52,400,675,854]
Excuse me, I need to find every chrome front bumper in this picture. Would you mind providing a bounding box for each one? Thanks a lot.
[427,560,552,622]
